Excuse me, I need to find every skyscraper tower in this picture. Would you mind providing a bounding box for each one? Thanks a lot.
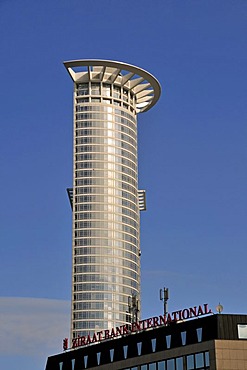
[64,59,160,342]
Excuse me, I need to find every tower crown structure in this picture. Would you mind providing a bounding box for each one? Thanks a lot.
[64,59,160,342]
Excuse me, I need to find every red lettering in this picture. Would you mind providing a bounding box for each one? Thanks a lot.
[63,338,68,351]
[85,335,91,345]
[147,318,153,328]
[172,311,178,321]
[153,317,159,327]
[68,303,211,350]
[81,336,86,346]
[131,321,141,332]
[189,306,197,318]
[135,321,141,331]
[143,320,148,330]
[97,331,103,341]
[92,333,98,343]
[167,313,172,323]
[138,320,145,330]
[122,325,129,335]
[159,315,167,325]
[115,327,122,336]
[197,305,204,315]
[204,303,212,314]
[104,330,110,339]
[73,336,86,348]
[182,309,189,320]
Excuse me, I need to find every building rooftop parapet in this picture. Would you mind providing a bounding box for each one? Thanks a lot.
[45,314,247,370]
[64,59,161,113]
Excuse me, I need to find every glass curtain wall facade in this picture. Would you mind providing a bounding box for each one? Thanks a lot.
[64,60,160,342]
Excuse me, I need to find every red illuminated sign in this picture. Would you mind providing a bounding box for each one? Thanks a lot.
[67,303,212,349]
[63,338,68,351]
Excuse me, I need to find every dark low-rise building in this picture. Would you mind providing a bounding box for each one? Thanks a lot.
[45,313,247,370]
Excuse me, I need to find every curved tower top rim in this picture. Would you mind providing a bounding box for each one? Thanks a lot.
[63,59,161,113]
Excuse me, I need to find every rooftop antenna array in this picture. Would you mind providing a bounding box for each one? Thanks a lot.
[160,287,169,317]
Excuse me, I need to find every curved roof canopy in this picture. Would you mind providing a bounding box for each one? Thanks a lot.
[64,59,161,113]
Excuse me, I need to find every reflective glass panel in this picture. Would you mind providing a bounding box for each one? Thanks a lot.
[151,338,156,352]
[167,359,175,370]
[181,331,186,345]
[71,359,75,370]
[149,363,156,370]
[196,327,202,342]
[176,357,184,370]
[123,345,128,359]
[137,342,142,355]
[238,324,247,338]
[166,335,171,349]
[187,355,194,370]
[195,353,204,368]
[157,361,165,370]
[110,348,114,362]
[97,352,101,365]
[84,355,88,368]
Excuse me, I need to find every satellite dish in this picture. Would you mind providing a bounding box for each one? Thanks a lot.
[216,303,224,314]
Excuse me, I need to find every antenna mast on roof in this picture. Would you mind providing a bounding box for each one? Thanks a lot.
[160,287,169,317]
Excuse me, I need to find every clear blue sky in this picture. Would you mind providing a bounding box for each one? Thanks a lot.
[0,0,246,369]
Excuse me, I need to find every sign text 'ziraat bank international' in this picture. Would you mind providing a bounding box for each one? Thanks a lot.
[67,303,212,350]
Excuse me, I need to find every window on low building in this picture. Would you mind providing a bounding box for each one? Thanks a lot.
[151,338,156,352]
[97,352,101,365]
[137,341,142,356]
[157,361,165,370]
[166,335,171,349]
[187,355,194,370]
[181,331,186,345]
[196,327,202,342]
[110,348,114,362]
[238,324,247,339]
[167,358,175,370]
[123,345,128,359]
[176,357,183,370]
[84,355,88,369]
[71,359,75,370]
[141,365,148,370]
[195,352,204,368]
